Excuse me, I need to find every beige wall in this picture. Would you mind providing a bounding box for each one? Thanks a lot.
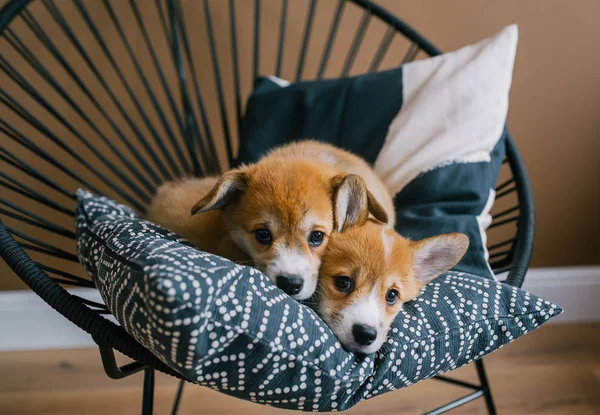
[377,0,600,268]
[1,0,598,290]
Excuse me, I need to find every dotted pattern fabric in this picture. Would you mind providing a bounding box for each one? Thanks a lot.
[75,190,562,412]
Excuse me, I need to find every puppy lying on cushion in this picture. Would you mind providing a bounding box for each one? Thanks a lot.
[146,140,393,301]
[316,180,468,353]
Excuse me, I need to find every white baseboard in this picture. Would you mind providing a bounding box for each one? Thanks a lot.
[0,267,598,351]
[519,266,600,324]
[0,288,115,352]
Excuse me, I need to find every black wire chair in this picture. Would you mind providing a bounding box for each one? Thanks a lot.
[0,1,534,414]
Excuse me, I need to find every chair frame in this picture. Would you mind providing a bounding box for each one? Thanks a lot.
[0,1,534,414]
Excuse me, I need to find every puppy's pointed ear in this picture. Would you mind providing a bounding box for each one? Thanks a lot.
[191,170,249,215]
[331,174,368,232]
[331,174,389,232]
[366,192,389,225]
[411,233,469,284]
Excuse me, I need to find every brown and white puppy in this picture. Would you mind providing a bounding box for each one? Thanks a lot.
[316,192,469,353]
[146,177,249,262]
[147,140,394,301]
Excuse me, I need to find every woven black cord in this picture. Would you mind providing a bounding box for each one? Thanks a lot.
[502,133,534,288]
[174,0,221,174]
[295,0,317,82]
[401,43,420,65]
[0,109,94,192]
[0,171,74,216]
[0,146,75,200]
[4,21,156,199]
[102,0,183,179]
[0,198,75,239]
[73,0,174,183]
[201,0,234,169]
[167,0,203,177]
[341,10,371,77]
[0,218,182,379]
[0,75,147,211]
[6,29,155,202]
[39,264,95,288]
[128,0,192,176]
[152,0,196,177]
[7,226,78,262]
[317,0,345,80]
[487,239,515,252]
[228,0,243,136]
[42,0,169,187]
[252,0,261,82]
[275,0,288,78]
[368,27,395,73]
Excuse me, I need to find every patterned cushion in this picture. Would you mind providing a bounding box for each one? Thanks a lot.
[237,25,519,279]
[76,190,562,412]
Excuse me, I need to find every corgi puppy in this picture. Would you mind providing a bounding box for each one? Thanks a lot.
[316,190,468,353]
[146,177,250,262]
[147,140,394,301]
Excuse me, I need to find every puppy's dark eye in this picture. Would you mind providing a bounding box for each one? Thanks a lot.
[308,231,325,246]
[334,276,353,293]
[386,289,399,306]
[255,229,272,245]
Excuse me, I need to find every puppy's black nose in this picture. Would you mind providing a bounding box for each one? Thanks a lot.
[352,324,378,346]
[276,275,304,296]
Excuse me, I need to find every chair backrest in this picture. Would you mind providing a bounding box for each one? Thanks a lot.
[0,0,533,362]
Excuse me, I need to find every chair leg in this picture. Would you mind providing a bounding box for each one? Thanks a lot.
[142,368,155,415]
[475,359,497,415]
[171,379,186,415]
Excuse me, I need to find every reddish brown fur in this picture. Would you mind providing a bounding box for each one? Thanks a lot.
[318,220,423,323]
[317,219,468,352]
[146,177,249,262]
[148,139,396,300]
[226,158,337,268]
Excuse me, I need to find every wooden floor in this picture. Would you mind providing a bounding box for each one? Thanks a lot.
[0,324,598,415]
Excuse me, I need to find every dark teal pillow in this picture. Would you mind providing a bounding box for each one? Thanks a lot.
[76,190,561,412]
[238,71,401,165]
[237,26,519,279]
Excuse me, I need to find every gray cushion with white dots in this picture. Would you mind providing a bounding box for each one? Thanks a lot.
[75,190,562,412]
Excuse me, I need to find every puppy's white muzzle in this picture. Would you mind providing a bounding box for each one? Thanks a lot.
[331,290,386,354]
[266,250,318,300]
